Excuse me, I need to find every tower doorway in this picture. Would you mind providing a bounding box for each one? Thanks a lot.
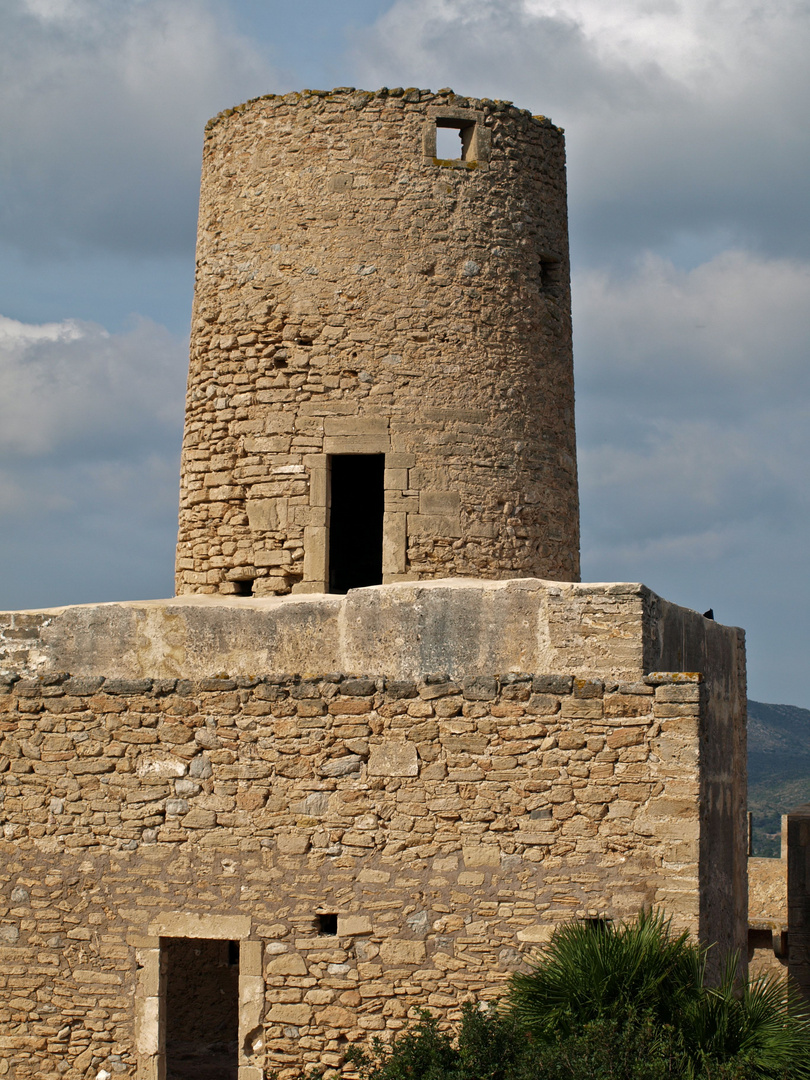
[165,937,239,1080]
[328,454,385,593]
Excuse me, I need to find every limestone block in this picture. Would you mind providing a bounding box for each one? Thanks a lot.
[309,460,329,508]
[338,915,373,936]
[407,513,462,539]
[243,436,291,454]
[239,974,266,1031]
[382,512,407,576]
[149,912,251,938]
[252,547,290,568]
[517,924,555,944]
[135,995,160,1055]
[323,416,389,437]
[72,969,122,984]
[319,1005,355,1028]
[419,491,461,515]
[379,940,426,964]
[277,833,310,854]
[384,468,408,490]
[320,754,362,777]
[462,844,500,868]
[302,525,327,585]
[606,728,645,749]
[368,740,418,777]
[267,953,308,975]
[267,1003,312,1025]
[137,757,187,778]
[324,434,390,454]
[560,698,603,719]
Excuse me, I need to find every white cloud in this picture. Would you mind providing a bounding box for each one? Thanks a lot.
[0,313,186,458]
[575,251,810,404]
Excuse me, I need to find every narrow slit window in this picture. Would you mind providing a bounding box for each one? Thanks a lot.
[435,119,475,161]
[316,913,338,935]
[328,454,385,594]
[540,255,562,290]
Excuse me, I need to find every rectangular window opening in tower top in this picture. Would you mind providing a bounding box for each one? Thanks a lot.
[435,118,475,161]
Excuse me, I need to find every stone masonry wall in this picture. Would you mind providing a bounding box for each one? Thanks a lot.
[0,668,711,1077]
[176,88,579,596]
[748,848,788,981]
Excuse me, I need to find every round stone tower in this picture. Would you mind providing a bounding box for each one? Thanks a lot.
[175,87,580,597]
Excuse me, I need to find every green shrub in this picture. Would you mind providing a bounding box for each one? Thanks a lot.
[346,911,810,1080]
[508,910,810,1079]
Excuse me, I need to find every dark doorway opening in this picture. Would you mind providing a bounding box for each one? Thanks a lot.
[165,937,238,1080]
[329,454,385,594]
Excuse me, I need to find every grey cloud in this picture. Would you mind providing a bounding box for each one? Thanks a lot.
[0,0,276,256]
[347,0,810,261]
[571,251,810,703]
[0,315,187,459]
[0,312,185,609]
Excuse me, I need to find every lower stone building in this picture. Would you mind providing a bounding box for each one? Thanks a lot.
[0,578,747,1078]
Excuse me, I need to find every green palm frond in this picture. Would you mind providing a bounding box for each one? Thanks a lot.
[507,909,810,1078]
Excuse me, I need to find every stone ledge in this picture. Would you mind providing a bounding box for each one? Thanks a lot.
[0,577,743,688]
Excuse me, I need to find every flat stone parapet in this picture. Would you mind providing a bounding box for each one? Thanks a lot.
[0,577,743,685]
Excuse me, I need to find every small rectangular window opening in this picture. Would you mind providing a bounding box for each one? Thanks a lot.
[584,917,611,932]
[436,119,475,161]
[233,579,254,597]
[316,913,338,936]
[540,256,562,290]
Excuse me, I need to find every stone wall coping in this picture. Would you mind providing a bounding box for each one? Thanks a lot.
[205,87,564,135]
[1,576,657,617]
[0,578,743,684]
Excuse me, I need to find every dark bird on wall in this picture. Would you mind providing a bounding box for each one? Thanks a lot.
[703,609,714,620]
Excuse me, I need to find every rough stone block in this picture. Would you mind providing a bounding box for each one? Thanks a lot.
[462,844,500,868]
[246,499,284,532]
[368,741,418,776]
[338,915,373,936]
[379,940,426,964]
[407,513,462,539]
[267,1003,312,1026]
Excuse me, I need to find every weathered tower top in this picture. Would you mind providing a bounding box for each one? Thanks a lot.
[175,87,580,597]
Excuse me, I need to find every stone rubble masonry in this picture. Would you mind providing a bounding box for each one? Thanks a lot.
[175,87,580,596]
[747,818,788,981]
[0,665,742,1077]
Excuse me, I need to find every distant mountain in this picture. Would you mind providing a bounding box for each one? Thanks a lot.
[748,700,810,856]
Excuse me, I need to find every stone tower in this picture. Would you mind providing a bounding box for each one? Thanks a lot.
[175,87,580,597]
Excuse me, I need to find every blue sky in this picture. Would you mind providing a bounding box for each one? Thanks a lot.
[1,0,809,707]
